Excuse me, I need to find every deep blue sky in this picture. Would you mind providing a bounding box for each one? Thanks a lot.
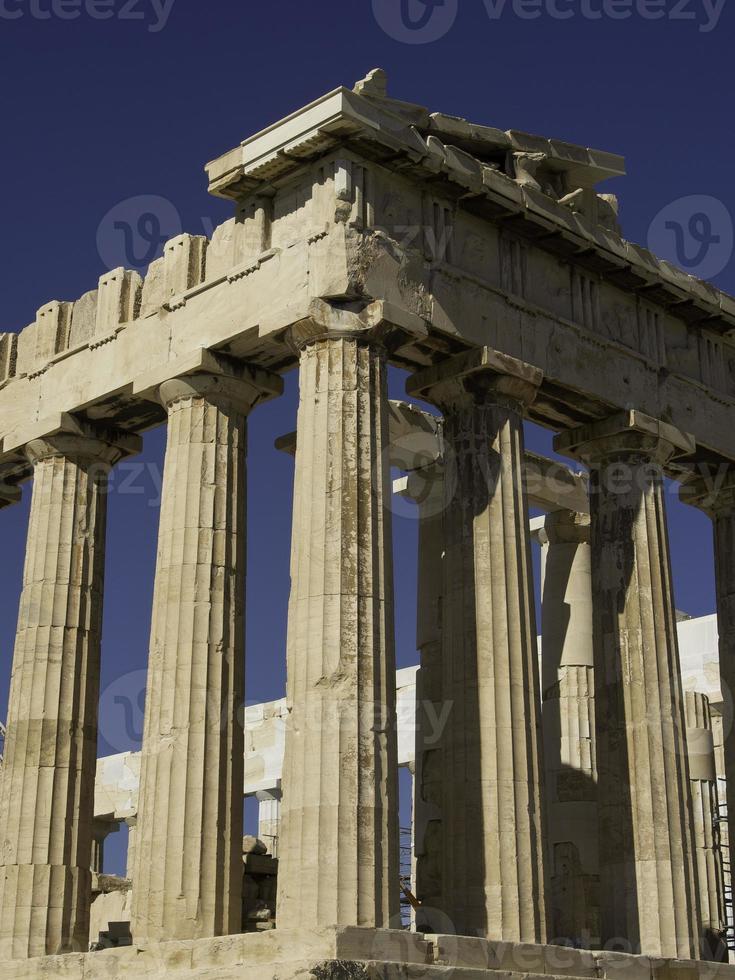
[0,1,729,856]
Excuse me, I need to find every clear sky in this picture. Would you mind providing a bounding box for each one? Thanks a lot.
[0,0,730,866]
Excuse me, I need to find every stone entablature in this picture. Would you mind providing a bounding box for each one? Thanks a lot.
[1,74,735,493]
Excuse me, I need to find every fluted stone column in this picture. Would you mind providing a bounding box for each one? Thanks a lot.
[124,816,137,882]
[277,324,400,931]
[534,510,599,947]
[256,790,281,859]
[402,464,445,928]
[556,411,701,960]
[685,692,727,958]
[131,361,281,943]
[682,467,735,936]
[0,424,138,960]
[407,347,548,943]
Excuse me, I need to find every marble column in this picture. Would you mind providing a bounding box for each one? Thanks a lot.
[124,816,137,882]
[402,463,445,929]
[256,790,281,859]
[0,424,137,961]
[277,326,400,931]
[682,466,735,940]
[534,510,599,947]
[407,347,548,943]
[130,361,281,943]
[556,411,701,960]
[685,692,727,958]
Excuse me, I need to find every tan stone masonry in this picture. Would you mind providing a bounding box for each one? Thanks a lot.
[1,70,734,974]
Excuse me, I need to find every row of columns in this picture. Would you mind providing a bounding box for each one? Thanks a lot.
[406,351,549,943]
[562,416,701,959]
[404,364,730,959]
[0,324,734,963]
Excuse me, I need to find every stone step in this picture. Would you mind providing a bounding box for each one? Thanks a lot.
[4,929,735,979]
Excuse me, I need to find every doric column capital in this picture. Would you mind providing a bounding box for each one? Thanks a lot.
[23,419,141,470]
[287,298,422,355]
[158,366,281,418]
[533,508,591,548]
[555,410,695,469]
[158,370,278,416]
[680,467,735,517]
[407,347,543,415]
[255,788,283,804]
[134,348,283,416]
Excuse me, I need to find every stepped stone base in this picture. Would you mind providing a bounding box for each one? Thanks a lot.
[4,928,735,979]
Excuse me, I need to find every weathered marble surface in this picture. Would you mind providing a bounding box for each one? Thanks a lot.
[277,323,399,932]
[5,928,735,980]
[557,412,701,960]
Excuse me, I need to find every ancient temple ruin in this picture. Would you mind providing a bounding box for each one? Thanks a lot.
[1,69,735,977]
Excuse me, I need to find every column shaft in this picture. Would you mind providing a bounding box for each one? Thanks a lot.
[556,413,701,959]
[131,366,280,943]
[411,467,446,926]
[0,430,130,960]
[408,349,548,943]
[536,511,599,947]
[711,497,735,927]
[124,817,137,882]
[681,470,735,953]
[256,791,281,859]
[277,335,399,930]
[685,692,727,959]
